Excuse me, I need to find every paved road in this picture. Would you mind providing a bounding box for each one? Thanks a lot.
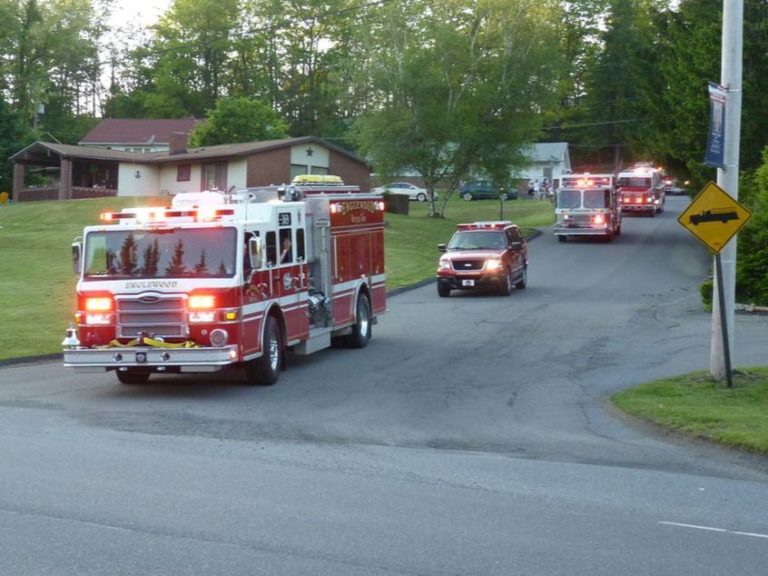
[1,196,767,575]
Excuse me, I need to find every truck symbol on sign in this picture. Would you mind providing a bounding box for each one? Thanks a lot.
[689,208,739,225]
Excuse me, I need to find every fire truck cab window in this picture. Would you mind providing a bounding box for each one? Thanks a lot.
[296,229,306,261]
[265,231,277,266]
[279,229,293,263]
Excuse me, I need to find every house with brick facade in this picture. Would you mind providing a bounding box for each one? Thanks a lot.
[10,135,373,201]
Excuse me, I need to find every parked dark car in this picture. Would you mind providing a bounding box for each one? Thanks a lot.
[459,180,518,201]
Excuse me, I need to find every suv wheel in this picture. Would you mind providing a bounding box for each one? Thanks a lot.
[462,192,473,201]
[437,283,451,297]
[515,266,528,289]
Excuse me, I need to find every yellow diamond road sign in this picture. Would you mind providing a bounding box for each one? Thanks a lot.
[678,181,752,253]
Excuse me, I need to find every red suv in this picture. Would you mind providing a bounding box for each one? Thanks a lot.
[436,221,528,297]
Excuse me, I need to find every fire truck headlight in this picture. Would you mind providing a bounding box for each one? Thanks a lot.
[85,297,112,312]
[189,294,215,309]
[592,214,606,225]
[485,259,503,272]
[85,313,112,325]
[189,311,216,323]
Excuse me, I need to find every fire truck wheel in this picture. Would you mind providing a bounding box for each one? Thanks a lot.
[515,266,528,290]
[116,369,150,385]
[558,235,567,243]
[348,295,372,348]
[245,316,282,386]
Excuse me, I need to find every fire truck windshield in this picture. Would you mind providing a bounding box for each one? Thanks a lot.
[582,189,611,209]
[618,177,651,188]
[557,189,581,209]
[83,227,237,280]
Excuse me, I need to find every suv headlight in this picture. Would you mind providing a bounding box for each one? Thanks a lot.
[438,257,452,271]
[485,259,503,272]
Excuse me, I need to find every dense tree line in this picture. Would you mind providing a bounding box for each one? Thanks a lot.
[0,0,766,302]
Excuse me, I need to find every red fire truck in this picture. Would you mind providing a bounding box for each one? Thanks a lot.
[616,164,665,216]
[553,173,622,242]
[62,176,387,386]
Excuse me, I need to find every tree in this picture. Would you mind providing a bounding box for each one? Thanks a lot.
[736,148,768,306]
[0,97,31,195]
[351,0,561,217]
[189,96,289,146]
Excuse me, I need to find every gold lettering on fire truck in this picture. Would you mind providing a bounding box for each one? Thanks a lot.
[125,280,179,289]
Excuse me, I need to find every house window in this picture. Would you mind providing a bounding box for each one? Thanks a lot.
[177,164,191,182]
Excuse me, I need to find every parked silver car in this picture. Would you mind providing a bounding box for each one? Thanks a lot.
[371,182,436,202]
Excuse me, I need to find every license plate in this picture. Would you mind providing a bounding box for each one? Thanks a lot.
[462,279,475,287]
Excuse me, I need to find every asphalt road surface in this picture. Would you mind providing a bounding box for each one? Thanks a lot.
[2,196,767,575]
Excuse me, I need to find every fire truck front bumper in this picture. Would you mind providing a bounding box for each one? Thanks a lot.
[63,345,239,373]
[553,224,612,237]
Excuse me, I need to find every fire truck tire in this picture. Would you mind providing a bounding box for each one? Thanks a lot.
[245,316,282,386]
[558,235,567,243]
[348,295,372,348]
[116,369,150,385]
[515,266,528,290]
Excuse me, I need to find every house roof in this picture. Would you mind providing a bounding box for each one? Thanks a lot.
[149,136,369,165]
[11,136,369,167]
[79,118,198,146]
[525,142,570,163]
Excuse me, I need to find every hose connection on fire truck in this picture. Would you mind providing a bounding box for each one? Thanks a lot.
[553,174,622,242]
[63,176,387,386]
[616,163,666,217]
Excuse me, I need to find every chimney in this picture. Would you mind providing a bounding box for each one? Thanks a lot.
[169,132,189,155]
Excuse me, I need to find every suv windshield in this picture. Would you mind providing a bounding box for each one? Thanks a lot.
[84,227,237,280]
[447,231,506,250]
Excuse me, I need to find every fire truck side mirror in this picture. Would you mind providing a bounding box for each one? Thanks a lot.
[71,239,82,276]
[249,237,263,270]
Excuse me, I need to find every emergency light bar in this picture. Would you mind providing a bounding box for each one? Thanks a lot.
[100,207,235,223]
[457,221,511,230]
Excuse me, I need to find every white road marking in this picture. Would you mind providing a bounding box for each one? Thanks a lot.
[660,521,768,540]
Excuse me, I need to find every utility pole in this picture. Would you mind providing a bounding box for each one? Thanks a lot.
[710,1,743,380]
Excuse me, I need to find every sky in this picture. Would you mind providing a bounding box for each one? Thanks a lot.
[108,0,171,29]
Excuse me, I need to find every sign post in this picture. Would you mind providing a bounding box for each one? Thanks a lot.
[678,182,751,387]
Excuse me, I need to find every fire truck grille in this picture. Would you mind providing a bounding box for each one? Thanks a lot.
[451,259,484,271]
[116,297,187,339]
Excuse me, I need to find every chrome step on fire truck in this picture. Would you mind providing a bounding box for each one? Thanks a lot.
[553,173,622,242]
[62,176,387,386]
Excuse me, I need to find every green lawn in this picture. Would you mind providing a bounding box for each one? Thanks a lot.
[612,368,768,455]
[0,194,554,360]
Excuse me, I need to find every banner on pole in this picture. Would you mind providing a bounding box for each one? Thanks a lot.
[705,82,727,169]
